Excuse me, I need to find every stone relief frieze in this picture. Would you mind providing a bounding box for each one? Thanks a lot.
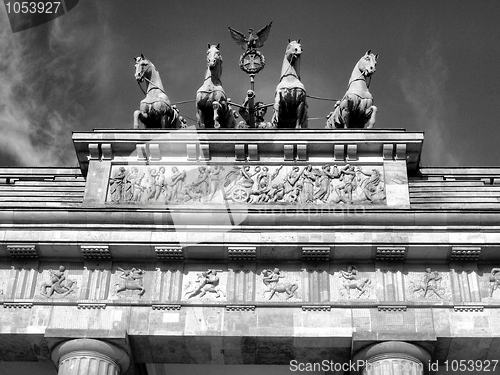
[182,269,227,301]
[39,266,77,298]
[338,265,372,299]
[107,164,386,205]
[488,268,500,298]
[114,267,145,296]
[406,267,450,301]
[256,267,301,301]
[262,268,299,300]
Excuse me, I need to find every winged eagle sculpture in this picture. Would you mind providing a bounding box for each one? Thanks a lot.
[228,21,273,50]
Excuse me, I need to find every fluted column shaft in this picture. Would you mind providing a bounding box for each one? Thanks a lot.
[52,339,130,375]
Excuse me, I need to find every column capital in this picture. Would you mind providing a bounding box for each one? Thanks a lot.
[51,338,130,374]
[353,341,431,374]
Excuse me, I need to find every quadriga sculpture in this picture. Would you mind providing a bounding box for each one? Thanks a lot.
[196,44,236,129]
[326,50,378,129]
[133,55,183,129]
[272,40,308,129]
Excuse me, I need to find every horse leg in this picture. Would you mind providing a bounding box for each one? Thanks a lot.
[212,101,221,129]
[134,110,145,129]
[366,105,377,129]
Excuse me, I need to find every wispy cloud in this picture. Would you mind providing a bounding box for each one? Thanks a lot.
[398,38,459,166]
[0,2,110,167]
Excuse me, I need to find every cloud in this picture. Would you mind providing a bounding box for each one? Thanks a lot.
[0,2,111,167]
[398,38,459,166]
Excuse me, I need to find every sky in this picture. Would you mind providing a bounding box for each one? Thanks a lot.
[1,0,500,168]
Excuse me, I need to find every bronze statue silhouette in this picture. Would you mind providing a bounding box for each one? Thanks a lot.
[228,22,272,50]
[272,40,308,129]
[133,55,184,129]
[196,44,236,129]
[326,50,378,129]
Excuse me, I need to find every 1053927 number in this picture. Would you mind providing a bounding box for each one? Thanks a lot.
[5,2,61,14]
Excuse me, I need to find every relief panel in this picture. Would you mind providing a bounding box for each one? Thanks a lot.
[331,264,375,301]
[106,164,386,206]
[404,265,452,302]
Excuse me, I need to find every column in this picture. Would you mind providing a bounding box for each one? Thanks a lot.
[51,339,130,375]
[353,341,430,375]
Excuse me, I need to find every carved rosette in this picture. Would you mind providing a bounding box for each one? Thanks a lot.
[106,164,386,206]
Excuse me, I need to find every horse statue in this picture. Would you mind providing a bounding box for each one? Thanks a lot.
[262,268,299,300]
[272,40,308,129]
[196,44,236,129]
[326,50,378,129]
[133,54,184,129]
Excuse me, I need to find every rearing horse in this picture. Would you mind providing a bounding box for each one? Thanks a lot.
[196,44,236,129]
[326,50,378,129]
[133,55,183,129]
[272,40,308,129]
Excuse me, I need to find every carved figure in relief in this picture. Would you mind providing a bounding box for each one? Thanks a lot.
[133,54,184,129]
[224,166,259,203]
[115,267,145,296]
[284,166,303,202]
[332,165,357,204]
[262,268,299,300]
[248,166,282,203]
[190,166,210,201]
[325,50,378,129]
[40,266,77,298]
[488,268,500,297]
[339,266,371,299]
[208,166,224,201]
[355,167,384,202]
[109,167,126,202]
[185,269,225,299]
[166,167,186,202]
[410,268,443,299]
[300,165,318,203]
[313,165,340,203]
[272,40,308,129]
[196,44,237,129]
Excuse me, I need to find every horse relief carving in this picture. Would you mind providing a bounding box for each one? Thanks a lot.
[133,54,184,129]
[338,266,371,299]
[184,269,225,299]
[326,50,378,129]
[115,267,145,296]
[262,268,299,300]
[489,268,500,297]
[107,164,385,205]
[272,40,308,129]
[408,268,445,299]
[40,266,77,298]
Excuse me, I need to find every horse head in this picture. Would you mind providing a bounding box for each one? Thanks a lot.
[134,54,153,82]
[357,50,378,77]
[207,44,222,71]
[285,39,302,63]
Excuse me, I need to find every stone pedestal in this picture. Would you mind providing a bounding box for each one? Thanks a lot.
[51,339,130,375]
[353,341,430,375]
